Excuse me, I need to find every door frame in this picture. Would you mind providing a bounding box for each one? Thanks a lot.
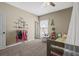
[0,13,6,50]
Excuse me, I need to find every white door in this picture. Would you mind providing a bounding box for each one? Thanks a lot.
[35,22,40,39]
[0,14,6,49]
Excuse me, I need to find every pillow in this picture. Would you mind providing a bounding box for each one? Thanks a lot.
[56,33,62,38]
[62,33,67,39]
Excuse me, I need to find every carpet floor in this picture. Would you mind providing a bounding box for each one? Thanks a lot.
[0,40,47,56]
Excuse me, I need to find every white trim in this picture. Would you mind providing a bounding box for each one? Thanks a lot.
[6,41,23,48]
[0,41,23,50]
[0,47,6,50]
[0,41,26,50]
[6,40,33,48]
[0,39,36,50]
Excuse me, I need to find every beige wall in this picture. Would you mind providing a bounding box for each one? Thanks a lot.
[39,7,72,35]
[0,3,38,45]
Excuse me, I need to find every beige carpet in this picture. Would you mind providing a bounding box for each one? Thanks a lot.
[0,39,47,56]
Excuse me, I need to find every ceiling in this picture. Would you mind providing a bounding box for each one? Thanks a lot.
[6,2,73,16]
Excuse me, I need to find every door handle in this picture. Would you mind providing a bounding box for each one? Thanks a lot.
[3,32,5,34]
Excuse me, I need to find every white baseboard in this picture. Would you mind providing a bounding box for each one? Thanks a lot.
[0,41,23,50]
[0,46,6,50]
[0,39,35,50]
[6,40,33,48]
[6,42,23,48]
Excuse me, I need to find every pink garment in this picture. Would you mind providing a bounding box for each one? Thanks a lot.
[22,31,27,41]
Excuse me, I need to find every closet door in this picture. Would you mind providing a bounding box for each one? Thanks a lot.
[0,14,6,49]
[35,21,40,39]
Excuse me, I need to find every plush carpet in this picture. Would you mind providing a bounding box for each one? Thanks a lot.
[0,39,47,56]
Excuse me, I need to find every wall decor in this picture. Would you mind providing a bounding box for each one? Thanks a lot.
[51,19,54,26]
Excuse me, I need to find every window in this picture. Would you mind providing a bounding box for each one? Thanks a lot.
[40,20,48,38]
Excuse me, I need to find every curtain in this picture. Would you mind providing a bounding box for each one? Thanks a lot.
[64,3,79,56]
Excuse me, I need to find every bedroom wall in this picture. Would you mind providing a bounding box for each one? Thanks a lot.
[0,2,38,45]
[39,7,72,35]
